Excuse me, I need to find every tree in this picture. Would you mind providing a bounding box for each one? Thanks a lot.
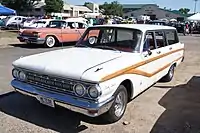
[179,8,190,14]
[0,0,40,12]
[44,0,64,14]
[99,1,123,16]
[84,2,92,6]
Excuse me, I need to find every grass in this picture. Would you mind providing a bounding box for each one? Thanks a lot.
[0,30,18,38]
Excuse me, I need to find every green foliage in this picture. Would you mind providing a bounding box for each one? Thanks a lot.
[84,2,92,6]
[44,0,64,14]
[179,8,190,14]
[0,0,40,12]
[99,1,123,16]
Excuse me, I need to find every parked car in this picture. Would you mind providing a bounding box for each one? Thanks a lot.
[17,19,88,47]
[4,16,27,29]
[21,19,53,29]
[11,24,184,122]
[148,20,167,25]
[174,22,186,34]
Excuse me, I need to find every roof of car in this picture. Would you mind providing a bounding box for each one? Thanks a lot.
[91,24,176,32]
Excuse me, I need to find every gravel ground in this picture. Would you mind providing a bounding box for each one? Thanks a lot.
[0,30,20,48]
[0,35,200,133]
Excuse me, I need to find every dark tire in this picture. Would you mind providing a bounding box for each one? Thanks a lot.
[44,36,57,48]
[102,85,128,123]
[160,65,175,82]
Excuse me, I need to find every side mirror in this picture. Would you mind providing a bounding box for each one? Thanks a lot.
[147,49,152,55]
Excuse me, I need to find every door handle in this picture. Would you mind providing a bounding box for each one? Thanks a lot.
[169,47,172,50]
[157,51,161,54]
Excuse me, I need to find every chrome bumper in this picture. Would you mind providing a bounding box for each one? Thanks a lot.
[11,80,114,117]
[17,36,45,44]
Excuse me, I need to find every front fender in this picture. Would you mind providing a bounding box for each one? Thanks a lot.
[98,74,136,103]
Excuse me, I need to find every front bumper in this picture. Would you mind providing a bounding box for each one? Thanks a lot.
[17,36,45,44]
[11,80,114,117]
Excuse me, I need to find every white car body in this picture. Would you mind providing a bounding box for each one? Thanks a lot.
[5,16,27,26]
[11,24,184,119]
[22,19,53,29]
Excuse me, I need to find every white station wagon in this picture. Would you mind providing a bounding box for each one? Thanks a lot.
[11,24,184,122]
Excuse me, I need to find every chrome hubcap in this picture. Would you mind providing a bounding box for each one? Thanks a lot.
[46,37,55,47]
[114,91,126,117]
[169,67,174,78]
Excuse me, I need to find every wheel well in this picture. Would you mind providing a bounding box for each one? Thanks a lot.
[173,62,177,67]
[121,79,133,101]
[46,35,59,43]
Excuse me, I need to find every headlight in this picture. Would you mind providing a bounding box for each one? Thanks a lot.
[32,32,39,37]
[88,85,101,99]
[12,69,19,78]
[74,84,86,97]
[19,71,26,81]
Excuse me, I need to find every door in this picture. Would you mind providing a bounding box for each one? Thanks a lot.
[141,31,158,90]
[165,30,184,65]
[75,22,87,40]
[62,22,79,42]
[153,31,170,81]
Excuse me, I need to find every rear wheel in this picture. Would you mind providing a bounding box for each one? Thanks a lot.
[102,85,128,123]
[161,65,175,82]
[45,36,57,48]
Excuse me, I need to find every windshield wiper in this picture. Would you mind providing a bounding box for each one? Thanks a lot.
[91,45,121,52]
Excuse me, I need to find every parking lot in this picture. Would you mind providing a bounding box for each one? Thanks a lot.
[0,32,200,133]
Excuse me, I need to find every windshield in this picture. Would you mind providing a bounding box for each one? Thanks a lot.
[76,27,142,52]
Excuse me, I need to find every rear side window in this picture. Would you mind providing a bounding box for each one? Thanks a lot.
[165,30,179,45]
[155,31,166,48]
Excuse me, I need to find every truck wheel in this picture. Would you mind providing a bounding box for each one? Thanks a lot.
[103,85,128,123]
[45,36,56,48]
[161,65,175,82]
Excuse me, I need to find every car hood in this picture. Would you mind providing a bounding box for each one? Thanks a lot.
[13,48,123,82]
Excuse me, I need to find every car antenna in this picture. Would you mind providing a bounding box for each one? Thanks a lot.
[60,14,64,50]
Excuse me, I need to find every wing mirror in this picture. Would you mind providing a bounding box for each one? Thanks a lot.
[147,49,152,55]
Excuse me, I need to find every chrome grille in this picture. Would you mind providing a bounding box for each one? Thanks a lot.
[26,72,75,94]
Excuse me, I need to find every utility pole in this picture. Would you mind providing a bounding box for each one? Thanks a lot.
[194,0,198,13]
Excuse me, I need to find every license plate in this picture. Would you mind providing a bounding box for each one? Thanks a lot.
[37,96,55,108]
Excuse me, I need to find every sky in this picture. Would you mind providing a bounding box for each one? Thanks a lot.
[65,0,200,13]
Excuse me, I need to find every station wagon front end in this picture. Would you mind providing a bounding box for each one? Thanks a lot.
[11,24,184,122]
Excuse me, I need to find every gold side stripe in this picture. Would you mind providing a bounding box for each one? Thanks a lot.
[101,48,184,82]
[126,56,183,77]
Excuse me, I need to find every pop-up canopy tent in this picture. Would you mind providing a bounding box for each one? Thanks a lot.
[187,13,200,21]
[0,5,16,15]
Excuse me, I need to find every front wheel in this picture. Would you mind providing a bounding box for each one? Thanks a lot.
[102,85,128,123]
[45,36,56,48]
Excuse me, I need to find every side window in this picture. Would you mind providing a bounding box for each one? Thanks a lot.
[67,22,75,29]
[77,23,84,29]
[155,31,166,48]
[165,30,179,45]
[143,32,156,51]
[18,17,22,20]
